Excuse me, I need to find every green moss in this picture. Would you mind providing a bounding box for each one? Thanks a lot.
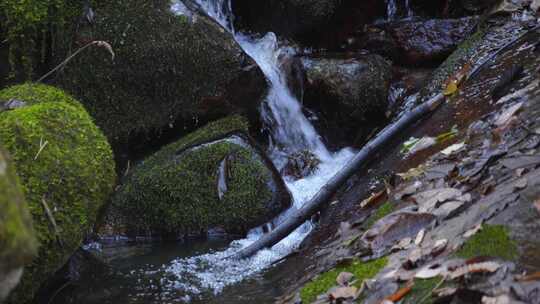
[402,277,445,304]
[455,225,518,260]
[0,84,116,304]
[0,83,79,107]
[300,257,388,304]
[58,0,266,144]
[364,201,395,229]
[1,0,83,81]
[0,146,37,271]
[110,115,285,236]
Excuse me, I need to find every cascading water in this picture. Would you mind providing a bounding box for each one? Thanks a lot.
[386,0,414,21]
[405,0,414,18]
[386,0,398,21]
[157,0,355,300]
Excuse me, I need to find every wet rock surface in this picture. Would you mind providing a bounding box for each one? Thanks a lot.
[356,17,479,66]
[302,54,392,149]
[278,13,540,304]
[231,0,385,48]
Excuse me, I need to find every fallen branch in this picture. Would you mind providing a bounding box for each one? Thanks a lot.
[234,93,446,259]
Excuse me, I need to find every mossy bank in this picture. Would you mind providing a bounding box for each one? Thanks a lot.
[0,84,116,304]
[106,116,291,238]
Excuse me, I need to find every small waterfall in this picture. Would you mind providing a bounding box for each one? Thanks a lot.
[387,0,398,21]
[405,0,413,18]
[164,0,355,299]
[386,0,414,21]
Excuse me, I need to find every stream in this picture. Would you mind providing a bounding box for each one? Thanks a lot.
[58,0,355,303]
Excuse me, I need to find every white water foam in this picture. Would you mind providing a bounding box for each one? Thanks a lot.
[165,0,355,298]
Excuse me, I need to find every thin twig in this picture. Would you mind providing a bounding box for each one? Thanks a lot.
[34,137,49,160]
[41,196,64,248]
[36,40,114,83]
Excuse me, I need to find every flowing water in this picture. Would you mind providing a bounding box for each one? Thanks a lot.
[67,0,355,302]
[386,0,413,21]
[160,0,355,299]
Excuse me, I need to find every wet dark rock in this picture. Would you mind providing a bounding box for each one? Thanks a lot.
[302,54,392,149]
[354,17,479,66]
[282,150,321,180]
[231,0,385,48]
[59,0,268,148]
[282,56,307,102]
[459,0,502,13]
[387,67,433,117]
[491,65,525,101]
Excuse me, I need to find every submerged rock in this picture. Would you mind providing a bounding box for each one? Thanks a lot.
[302,54,392,149]
[282,150,321,180]
[106,116,291,238]
[59,0,267,147]
[0,147,36,302]
[0,84,117,304]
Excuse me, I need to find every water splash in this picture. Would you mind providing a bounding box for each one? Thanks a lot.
[165,0,354,298]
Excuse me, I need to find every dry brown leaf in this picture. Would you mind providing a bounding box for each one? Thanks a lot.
[385,283,413,302]
[431,239,448,256]
[495,102,523,127]
[413,188,464,213]
[336,272,354,287]
[415,229,426,246]
[449,261,501,279]
[513,177,528,191]
[360,190,387,208]
[416,264,445,279]
[397,165,427,181]
[516,271,540,282]
[464,224,482,238]
[329,286,358,300]
[482,294,512,304]
[443,81,458,96]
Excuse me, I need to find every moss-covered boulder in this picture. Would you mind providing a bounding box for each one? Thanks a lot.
[105,116,291,238]
[0,147,37,301]
[301,54,392,149]
[0,84,116,304]
[59,0,267,147]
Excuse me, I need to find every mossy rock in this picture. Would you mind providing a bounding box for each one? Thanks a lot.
[0,146,37,301]
[59,0,267,147]
[0,84,116,304]
[107,116,291,237]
